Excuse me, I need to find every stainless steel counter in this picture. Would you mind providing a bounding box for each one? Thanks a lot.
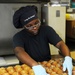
[0,55,19,67]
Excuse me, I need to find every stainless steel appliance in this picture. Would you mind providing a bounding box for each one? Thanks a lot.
[0,3,41,66]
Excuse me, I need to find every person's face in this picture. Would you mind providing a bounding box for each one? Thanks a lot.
[24,19,41,35]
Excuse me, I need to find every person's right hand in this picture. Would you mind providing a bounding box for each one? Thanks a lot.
[32,65,49,75]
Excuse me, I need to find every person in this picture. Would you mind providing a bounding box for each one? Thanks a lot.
[13,5,73,75]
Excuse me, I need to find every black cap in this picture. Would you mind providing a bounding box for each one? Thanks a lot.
[13,5,38,29]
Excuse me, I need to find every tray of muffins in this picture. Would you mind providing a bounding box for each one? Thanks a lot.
[0,58,75,75]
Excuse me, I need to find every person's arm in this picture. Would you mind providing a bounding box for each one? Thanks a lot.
[14,47,49,75]
[14,47,38,67]
[55,40,70,56]
[56,40,73,75]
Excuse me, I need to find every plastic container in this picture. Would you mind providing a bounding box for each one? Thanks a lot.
[66,14,75,20]
[71,2,75,8]
[71,0,75,8]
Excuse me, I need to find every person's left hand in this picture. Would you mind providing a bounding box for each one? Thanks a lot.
[63,56,73,75]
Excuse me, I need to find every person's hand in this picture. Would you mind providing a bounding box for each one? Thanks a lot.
[63,56,73,75]
[32,65,49,75]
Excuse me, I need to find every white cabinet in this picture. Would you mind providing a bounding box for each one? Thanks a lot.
[42,4,66,55]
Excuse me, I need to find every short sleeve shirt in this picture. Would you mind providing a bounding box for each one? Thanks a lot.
[13,25,62,62]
